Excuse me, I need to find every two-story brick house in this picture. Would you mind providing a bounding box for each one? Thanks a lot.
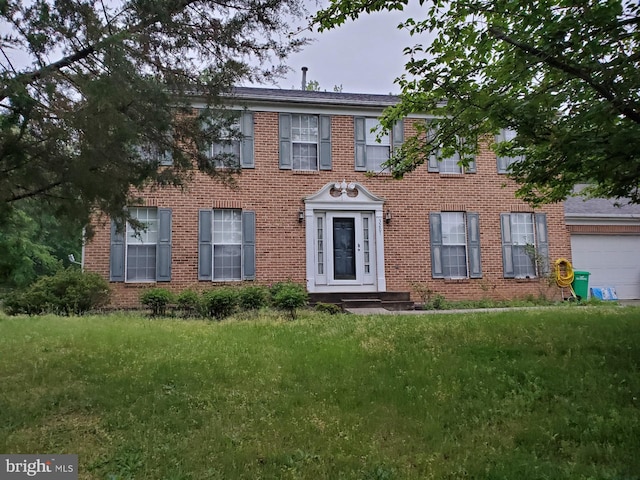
[83,87,572,308]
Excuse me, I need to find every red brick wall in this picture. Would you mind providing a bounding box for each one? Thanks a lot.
[84,112,572,307]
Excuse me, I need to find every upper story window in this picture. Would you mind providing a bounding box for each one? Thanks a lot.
[500,212,549,278]
[209,118,241,169]
[201,111,255,169]
[355,117,404,173]
[429,211,481,279]
[137,138,173,166]
[110,207,173,283]
[495,128,524,174]
[292,114,319,170]
[426,120,476,174]
[279,113,332,171]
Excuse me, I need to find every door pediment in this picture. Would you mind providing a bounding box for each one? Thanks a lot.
[304,181,385,210]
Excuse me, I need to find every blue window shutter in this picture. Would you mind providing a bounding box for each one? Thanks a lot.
[156,208,172,281]
[319,115,332,170]
[198,210,213,281]
[462,137,476,173]
[242,210,256,280]
[426,120,439,172]
[279,113,292,169]
[467,212,482,278]
[354,116,367,171]
[110,219,125,282]
[501,213,515,278]
[241,111,254,169]
[392,119,404,152]
[429,213,444,278]
[535,213,549,275]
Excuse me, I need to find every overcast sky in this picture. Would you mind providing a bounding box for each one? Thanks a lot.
[0,2,422,96]
[272,5,422,95]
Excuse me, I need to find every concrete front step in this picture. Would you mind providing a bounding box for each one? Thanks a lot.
[341,298,383,309]
[309,291,414,311]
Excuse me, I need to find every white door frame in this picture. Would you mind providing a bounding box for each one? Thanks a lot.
[304,181,387,293]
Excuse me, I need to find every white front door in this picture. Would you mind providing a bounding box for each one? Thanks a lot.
[313,211,376,290]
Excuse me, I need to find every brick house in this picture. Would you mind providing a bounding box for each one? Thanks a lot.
[83,87,572,308]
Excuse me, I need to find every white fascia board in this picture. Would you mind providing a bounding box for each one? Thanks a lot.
[565,213,640,225]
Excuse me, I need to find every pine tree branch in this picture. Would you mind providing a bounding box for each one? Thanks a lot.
[0,0,200,102]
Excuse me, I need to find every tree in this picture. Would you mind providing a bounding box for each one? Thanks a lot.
[314,0,640,205]
[305,79,321,91]
[0,0,306,229]
[0,201,82,288]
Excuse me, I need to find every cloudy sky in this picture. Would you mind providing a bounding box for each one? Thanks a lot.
[273,5,423,95]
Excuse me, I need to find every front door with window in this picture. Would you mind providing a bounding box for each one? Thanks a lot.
[313,211,376,289]
[304,182,387,293]
[333,217,356,280]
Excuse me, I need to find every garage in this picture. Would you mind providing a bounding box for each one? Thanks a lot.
[565,189,640,300]
[570,234,640,299]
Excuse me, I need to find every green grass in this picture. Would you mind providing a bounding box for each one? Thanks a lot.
[1,306,639,479]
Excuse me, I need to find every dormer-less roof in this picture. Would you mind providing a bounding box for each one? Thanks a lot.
[230,87,399,109]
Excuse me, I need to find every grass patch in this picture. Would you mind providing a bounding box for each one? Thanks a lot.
[1,307,639,479]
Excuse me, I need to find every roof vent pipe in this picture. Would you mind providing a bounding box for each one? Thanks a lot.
[301,66,308,90]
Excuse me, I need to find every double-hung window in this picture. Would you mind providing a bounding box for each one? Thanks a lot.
[110,207,172,282]
[429,211,481,279]
[495,128,524,174]
[426,120,476,174]
[137,137,173,166]
[202,111,254,169]
[126,208,158,281]
[500,213,549,278]
[210,118,241,169]
[279,113,332,171]
[354,117,404,173]
[198,209,256,281]
[292,114,319,170]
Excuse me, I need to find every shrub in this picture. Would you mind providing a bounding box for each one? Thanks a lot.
[2,268,111,315]
[201,287,238,320]
[315,302,342,315]
[431,294,446,310]
[140,288,174,317]
[176,289,201,317]
[271,282,308,320]
[238,285,269,311]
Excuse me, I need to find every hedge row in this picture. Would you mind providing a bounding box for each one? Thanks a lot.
[140,282,310,320]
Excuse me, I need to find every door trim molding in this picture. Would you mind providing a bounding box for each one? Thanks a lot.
[303,182,387,293]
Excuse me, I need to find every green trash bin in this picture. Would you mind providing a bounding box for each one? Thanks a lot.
[572,271,590,300]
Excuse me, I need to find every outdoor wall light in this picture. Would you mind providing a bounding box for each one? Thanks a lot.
[298,209,305,223]
[385,209,392,224]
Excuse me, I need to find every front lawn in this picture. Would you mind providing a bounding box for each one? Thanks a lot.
[1,307,639,479]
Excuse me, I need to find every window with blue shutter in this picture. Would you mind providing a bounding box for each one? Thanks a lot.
[429,211,482,279]
[110,207,172,282]
[426,120,476,174]
[204,111,254,169]
[198,209,256,281]
[495,129,524,174]
[353,117,403,173]
[280,113,331,171]
[500,212,547,278]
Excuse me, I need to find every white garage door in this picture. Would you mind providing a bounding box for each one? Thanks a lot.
[571,235,640,299]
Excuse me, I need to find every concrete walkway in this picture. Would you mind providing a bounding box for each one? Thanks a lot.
[345,300,640,315]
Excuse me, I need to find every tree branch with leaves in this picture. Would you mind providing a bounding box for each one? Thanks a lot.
[315,0,640,204]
